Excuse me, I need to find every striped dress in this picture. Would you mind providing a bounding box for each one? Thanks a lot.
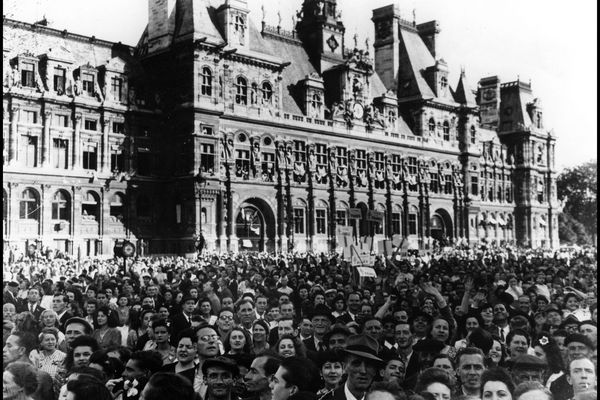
[30,349,67,379]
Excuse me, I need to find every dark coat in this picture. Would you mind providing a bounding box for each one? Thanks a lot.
[550,373,573,400]
[319,386,347,400]
[170,312,193,345]
[335,313,354,325]
[18,303,45,322]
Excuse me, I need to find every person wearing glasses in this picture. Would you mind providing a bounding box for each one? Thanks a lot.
[203,356,241,400]
[192,323,222,398]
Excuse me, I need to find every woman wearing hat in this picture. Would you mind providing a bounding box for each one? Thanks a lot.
[316,351,344,400]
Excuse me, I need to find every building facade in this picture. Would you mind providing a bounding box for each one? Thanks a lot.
[2,0,559,258]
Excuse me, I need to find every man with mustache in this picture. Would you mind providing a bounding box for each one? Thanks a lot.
[320,334,383,400]
[243,355,282,400]
[204,356,241,400]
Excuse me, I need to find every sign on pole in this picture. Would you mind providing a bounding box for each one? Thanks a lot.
[366,210,384,222]
[349,208,362,219]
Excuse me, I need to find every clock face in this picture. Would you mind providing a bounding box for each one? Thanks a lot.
[353,103,364,119]
[122,241,135,257]
[482,88,496,101]
[326,35,339,53]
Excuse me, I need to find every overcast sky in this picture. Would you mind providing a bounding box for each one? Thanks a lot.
[5,0,597,171]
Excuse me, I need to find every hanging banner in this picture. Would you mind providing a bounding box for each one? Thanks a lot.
[349,208,362,219]
[356,267,377,278]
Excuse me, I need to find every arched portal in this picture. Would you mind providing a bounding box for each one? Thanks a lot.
[235,197,276,252]
[357,202,369,237]
[431,208,454,245]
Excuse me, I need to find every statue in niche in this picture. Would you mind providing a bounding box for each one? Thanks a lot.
[284,143,293,166]
[72,76,82,96]
[276,142,286,169]
[251,139,261,177]
[452,165,463,188]
[348,151,357,179]
[307,146,316,171]
[352,76,363,99]
[6,65,19,88]
[222,135,234,162]
[328,147,337,172]
[316,1,324,16]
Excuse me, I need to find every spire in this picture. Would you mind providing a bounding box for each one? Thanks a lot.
[454,67,477,106]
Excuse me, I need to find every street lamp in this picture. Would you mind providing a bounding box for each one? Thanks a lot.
[195,168,207,254]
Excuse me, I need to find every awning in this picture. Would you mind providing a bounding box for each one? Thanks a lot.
[496,215,506,226]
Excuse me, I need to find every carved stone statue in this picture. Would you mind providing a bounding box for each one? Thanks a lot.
[222,134,234,161]
[328,146,337,171]
[276,142,286,168]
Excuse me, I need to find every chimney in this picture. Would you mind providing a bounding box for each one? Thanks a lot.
[371,4,401,92]
[417,20,440,58]
[147,0,176,54]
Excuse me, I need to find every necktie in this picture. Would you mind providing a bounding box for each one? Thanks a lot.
[500,328,505,342]
[30,304,34,313]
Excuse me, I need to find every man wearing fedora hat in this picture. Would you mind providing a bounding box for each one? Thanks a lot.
[171,295,198,345]
[321,334,383,400]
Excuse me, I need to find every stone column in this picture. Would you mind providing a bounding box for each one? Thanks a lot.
[9,105,20,165]
[72,113,82,169]
[42,111,51,167]
[101,115,110,173]
[40,184,51,239]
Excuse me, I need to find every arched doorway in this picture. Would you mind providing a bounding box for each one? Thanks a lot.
[357,202,369,237]
[431,208,453,245]
[235,198,276,252]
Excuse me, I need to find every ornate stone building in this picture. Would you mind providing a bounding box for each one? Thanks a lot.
[2,0,559,257]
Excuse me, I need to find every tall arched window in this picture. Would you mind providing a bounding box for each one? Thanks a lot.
[109,193,125,222]
[200,67,212,96]
[19,189,40,220]
[428,118,435,134]
[443,121,450,141]
[261,82,273,103]
[51,190,71,221]
[82,191,100,221]
[408,206,419,235]
[235,76,248,105]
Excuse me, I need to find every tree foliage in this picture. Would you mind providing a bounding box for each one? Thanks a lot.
[557,160,597,244]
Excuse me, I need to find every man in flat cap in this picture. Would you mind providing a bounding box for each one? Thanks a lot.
[511,354,548,386]
[551,333,595,400]
[203,356,240,400]
[321,334,383,400]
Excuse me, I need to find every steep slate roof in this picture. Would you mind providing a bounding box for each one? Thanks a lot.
[397,27,436,99]
[173,0,225,46]
[498,81,534,132]
[453,69,477,107]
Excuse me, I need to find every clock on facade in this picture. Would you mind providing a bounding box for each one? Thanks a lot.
[482,88,496,101]
[352,102,364,119]
[326,35,339,52]
[122,241,135,257]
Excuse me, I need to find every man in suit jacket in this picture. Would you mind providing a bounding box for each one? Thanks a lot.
[3,282,19,306]
[170,295,197,345]
[303,304,334,359]
[18,287,45,322]
[321,334,384,400]
[52,294,73,332]
[335,293,362,325]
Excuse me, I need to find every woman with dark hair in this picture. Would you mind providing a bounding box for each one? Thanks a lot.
[14,311,39,337]
[480,367,515,400]
[487,335,508,368]
[316,351,344,399]
[275,334,307,358]
[223,327,253,355]
[331,295,346,319]
[127,308,154,350]
[92,306,121,350]
[252,319,270,355]
[64,374,113,400]
[3,361,39,400]
[414,367,455,399]
[454,312,484,350]
[532,332,565,387]
[88,349,125,382]
[427,317,457,361]
[161,328,198,384]
[143,317,176,365]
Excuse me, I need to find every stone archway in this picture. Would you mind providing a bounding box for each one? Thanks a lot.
[235,197,276,252]
[357,202,369,237]
[431,208,454,245]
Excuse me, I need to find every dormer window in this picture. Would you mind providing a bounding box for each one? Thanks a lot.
[235,77,248,105]
[428,118,435,134]
[536,112,542,128]
[53,67,66,94]
[261,82,273,103]
[440,76,448,92]
[21,62,36,88]
[234,15,246,45]
[443,121,450,141]
[200,67,212,96]
[111,77,123,102]
[82,73,95,96]
[310,93,322,117]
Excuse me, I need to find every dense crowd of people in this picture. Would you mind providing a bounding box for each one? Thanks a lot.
[2,245,597,400]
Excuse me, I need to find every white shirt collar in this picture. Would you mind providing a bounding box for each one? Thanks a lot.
[344,382,363,400]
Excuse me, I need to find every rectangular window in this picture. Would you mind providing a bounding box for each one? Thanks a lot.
[408,156,417,175]
[202,126,213,136]
[21,136,38,167]
[82,73,95,96]
[84,119,97,131]
[336,210,347,226]
[21,62,35,87]
[336,147,347,167]
[261,152,275,180]
[55,115,69,128]
[22,110,37,124]
[53,67,66,93]
[200,143,215,174]
[112,122,124,134]
[471,176,479,196]
[52,139,69,169]
[316,209,327,234]
[391,212,401,235]
[444,175,453,195]
[355,150,367,172]
[82,144,97,170]
[430,173,439,193]
[294,208,305,234]
[506,186,512,202]
[110,151,124,172]
[392,154,402,173]
[408,213,417,235]
[235,149,250,178]
[374,152,385,171]
[294,140,306,163]
[315,143,327,166]
[111,77,123,102]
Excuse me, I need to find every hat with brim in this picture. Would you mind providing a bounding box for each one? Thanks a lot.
[413,339,446,354]
[202,356,240,377]
[64,316,93,334]
[343,334,384,364]
[310,304,336,323]
[323,324,352,344]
